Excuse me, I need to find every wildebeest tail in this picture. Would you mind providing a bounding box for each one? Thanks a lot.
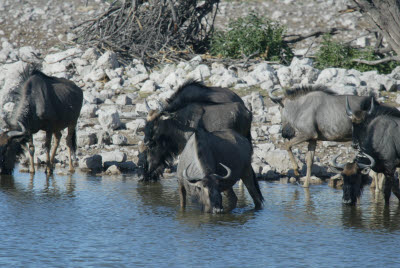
[282,123,295,140]
[252,168,264,202]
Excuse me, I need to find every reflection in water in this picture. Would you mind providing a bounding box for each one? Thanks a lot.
[341,198,400,231]
[1,170,400,267]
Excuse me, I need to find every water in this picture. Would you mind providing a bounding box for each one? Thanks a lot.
[1,168,400,267]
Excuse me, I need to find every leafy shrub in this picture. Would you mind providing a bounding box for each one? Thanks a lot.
[315,35,399,74]
[210,13,293,63]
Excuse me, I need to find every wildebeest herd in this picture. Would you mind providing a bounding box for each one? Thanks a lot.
[1,64,400,213]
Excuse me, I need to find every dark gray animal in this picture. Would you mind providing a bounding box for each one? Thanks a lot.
[345,97,400,204]
[177,128,263,213]
[269,85,381,188]
[330,153,374,205]
[0,65,83,175]
[139,81,252,182]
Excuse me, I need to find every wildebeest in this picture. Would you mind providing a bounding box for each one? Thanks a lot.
[330,153,375,205]
[0,64,83,175]
[268,85,385,188]
[177,128,263,213]
[345,96,400,204]
[140,80,252,181]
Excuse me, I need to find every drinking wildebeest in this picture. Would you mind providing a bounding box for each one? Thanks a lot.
[177,128,263,213]
[345,96,400,204]
[139,81,252,181]
[268,85,388,188]
[0,64,83,175]
[330,153,375,205]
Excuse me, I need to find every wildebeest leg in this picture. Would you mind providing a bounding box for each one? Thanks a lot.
[45,131,52,174]
[285,136,309,177]
[66,124,77,173]
[241,166,263,209]
[391,175,400,201]
[179,182,186,210]
[27,135,35,174]
[47,131,62,174]
[383,171,396,204]
[370,170,377,191]
[303,140,316,188]
[223,187,238,211]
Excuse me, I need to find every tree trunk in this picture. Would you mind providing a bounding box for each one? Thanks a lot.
[352,0,400,55]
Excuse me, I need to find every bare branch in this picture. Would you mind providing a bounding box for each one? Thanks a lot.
[351,56,400,65]
[284,28,345,44]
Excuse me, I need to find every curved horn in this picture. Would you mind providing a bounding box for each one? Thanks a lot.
[216,163,232,179]
[358,152,375,169]
[367,97,375,115]
[7,121,26,138]
[330,153,345,170]
[345,96,353,117]
[183,164,200,182]
[268,88,284,107]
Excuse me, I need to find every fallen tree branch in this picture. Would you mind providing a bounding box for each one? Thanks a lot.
[284,28,345,43]
[351,56,400,65]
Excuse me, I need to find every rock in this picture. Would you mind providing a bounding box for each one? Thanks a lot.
[268,125,281,135]
[188,64,211,81]
[299,176,323,185]
[112,134,128,145]
[77,132,97,147]
[101,151,127,163]
[44,47,82,63]
[98,108,121,130]
[97,131,111,145]
[129,73,149,85]
[105,165,121,175]
[116,95,132,105]
[79,154,102,171]
[80,104,98,118]
[96,50,119,69]
[140,80,156,93]
[126,118,146,132]
[82,48,100,61]
[261,149,301,174]
[277,66,292,88]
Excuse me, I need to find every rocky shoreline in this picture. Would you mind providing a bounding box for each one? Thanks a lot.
[0,0,399,182]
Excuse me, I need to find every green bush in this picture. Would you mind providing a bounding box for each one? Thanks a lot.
[315,35,399,74]
[210,13,293,63]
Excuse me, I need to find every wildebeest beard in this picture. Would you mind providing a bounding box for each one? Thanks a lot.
[0,134,29,175]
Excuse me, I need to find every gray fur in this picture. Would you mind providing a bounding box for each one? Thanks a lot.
[177,128,263,213]
[0,65,83,174]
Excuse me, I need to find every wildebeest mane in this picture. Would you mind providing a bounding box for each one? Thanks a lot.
[285,85,337,100]
[360,103,400,128]
[166,79,208,104]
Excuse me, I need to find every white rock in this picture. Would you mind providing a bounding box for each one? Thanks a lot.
[112,134,128,145]
[98,108,121,130]
[101,151,127,163]
[116,95,132,105]
[96,51,119,69]
[277,66,292,88]
[82,48,100,61]
[126,118,146,131]
[44,47,82,64]
[140,80,156,92]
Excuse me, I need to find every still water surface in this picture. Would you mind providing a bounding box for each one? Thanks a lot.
[1,168,400,267]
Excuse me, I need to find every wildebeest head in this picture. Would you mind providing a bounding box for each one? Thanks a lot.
[330,153,374,205]
[183,163,232,213]
[0,122,27,175]
[345,96,375,149]
[138,110,185,181]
